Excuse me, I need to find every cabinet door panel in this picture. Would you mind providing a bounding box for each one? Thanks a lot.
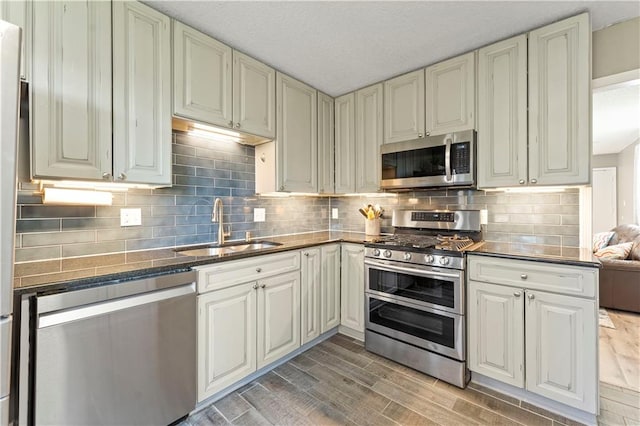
[356,84,383,192]
[528,13,590,185]
[340,244,364,332]
[317,92,335,194]
[525,291,597,413]
[113,1,171,185]
[198,283,257,401]
[477,36,528,188]
[173,21,232,128]
[276,73,317,192]
[31,1,111,180]
[321,244,341,333]
[301,248,321,344]
[233,51,275,138]
[468,280,524,387]
[384,70,425,144]
[257,271,301,368]
[334,93,356,194]
[0,0,31,80]
[425,52,475,135]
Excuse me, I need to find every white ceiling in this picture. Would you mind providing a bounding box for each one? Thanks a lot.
[593,82,640,155]
[145,1,639,97]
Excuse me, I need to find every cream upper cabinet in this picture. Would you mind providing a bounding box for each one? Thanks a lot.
[340,243,365,335]
[257,270,301,369]
[384,69,425,144]
[525,290,597,413]
[468,280,524,388]
[197,283,257,401]
[276,72,318,192]
[467,254,598,414]
[477,35,528,188]
[0,0,31,80]
[233,51,276,138]
[317,92,335,194]
[31,1,112,180]
[528,13,590,186]
[301,247,322,345]
[334,92,356,194]
[355,83,383,192]
[173,20,232,128]
[113,1,172,185]
[425,52,475,136]
[321,244,341,333]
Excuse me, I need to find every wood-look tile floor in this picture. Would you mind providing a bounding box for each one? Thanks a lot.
[599,309,640,392]
[183,333,640,426]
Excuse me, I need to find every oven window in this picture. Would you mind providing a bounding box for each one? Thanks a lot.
[368,268,455,308]
[368,297,455,348]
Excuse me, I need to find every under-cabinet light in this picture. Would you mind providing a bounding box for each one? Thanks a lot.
[42,188,113,206]
[484,186,569,193]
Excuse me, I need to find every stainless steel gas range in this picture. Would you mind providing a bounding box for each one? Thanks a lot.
[364,209,483,388]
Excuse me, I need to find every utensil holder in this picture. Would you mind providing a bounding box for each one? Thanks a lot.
[365,218,381,236]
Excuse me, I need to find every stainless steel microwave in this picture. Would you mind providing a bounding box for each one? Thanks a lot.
[380,130,476,190]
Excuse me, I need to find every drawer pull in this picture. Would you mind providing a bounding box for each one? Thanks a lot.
[303,252,309,257]
[520,274,528,280]
[527,293,535,300]
[260,284,266,289]
[514,291,521,298]
[256,268,262,273]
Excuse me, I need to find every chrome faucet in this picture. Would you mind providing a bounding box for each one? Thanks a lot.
[211,198,230,245]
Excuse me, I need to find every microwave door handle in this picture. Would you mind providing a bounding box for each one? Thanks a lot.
[445,137,452,181]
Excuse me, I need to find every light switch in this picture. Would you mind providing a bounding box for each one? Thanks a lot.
[254,208,266,222]
[120,208,142,227]
[332,208,339,219]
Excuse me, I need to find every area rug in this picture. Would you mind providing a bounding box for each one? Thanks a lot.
[599,308,616,329]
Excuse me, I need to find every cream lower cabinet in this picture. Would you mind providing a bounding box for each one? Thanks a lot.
[340,243,365,334]
[468,254,598,414]
[321,244,341,333]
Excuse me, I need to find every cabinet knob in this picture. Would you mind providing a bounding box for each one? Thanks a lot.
[228,120,234,127]
[260,283,266,289]
[303,252,309,257]
[514,291,521,298]
[418,133,424,138]
[519,179,525,185]
[279,185,285,191]
[252,283,259,289]
[102,172,112,180]
[530,179,538,184]
[256,267,262,273]
[527,293,535,300]
[520,274,528,280]
[260,153,267,163]
[117,172,127,180]
[235,122,241,128]
[426,131,431,136]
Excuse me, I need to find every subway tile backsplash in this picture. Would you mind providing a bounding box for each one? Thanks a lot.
[15,132,580,263]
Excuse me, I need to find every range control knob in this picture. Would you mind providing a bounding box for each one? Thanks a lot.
[383,250,392,258]
[424,254,434,264]
[372,248,381,257]
[403,252,412,261]
[439,257,450,266]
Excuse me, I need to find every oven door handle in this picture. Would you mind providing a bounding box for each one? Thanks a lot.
[364,259,461,279]
[445,136,453,182]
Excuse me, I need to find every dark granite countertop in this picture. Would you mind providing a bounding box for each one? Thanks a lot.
[468,242,602,268]
[13,231,374,296]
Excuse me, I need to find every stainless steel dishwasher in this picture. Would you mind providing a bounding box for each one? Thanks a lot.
[33,271,197,426]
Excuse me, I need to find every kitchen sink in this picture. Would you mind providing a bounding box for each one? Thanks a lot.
[176,241,282,257]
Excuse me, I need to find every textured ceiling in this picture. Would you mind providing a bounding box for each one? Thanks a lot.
[593,83,640,155]
[145,1,640,97]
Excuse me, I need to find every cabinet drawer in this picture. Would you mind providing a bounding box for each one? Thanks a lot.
[196,251,300,293]
[468,255,597,298]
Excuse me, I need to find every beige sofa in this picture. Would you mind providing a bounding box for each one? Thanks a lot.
[598,224,640,314]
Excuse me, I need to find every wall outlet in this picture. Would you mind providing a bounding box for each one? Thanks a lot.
[332,208,339,219]
[120,208,142,227]
[253,208,266,222]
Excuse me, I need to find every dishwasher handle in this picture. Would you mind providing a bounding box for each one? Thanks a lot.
[38,283,195,329]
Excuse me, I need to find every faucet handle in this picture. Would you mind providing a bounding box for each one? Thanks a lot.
[223,225,231,237]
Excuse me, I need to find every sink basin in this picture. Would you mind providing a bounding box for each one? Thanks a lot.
[176,241,282,257]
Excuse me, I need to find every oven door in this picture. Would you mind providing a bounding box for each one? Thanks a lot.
[365,259,464,314]
[365,293,465,360]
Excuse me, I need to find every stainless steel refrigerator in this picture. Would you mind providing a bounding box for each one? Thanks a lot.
[0,19,21,426]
